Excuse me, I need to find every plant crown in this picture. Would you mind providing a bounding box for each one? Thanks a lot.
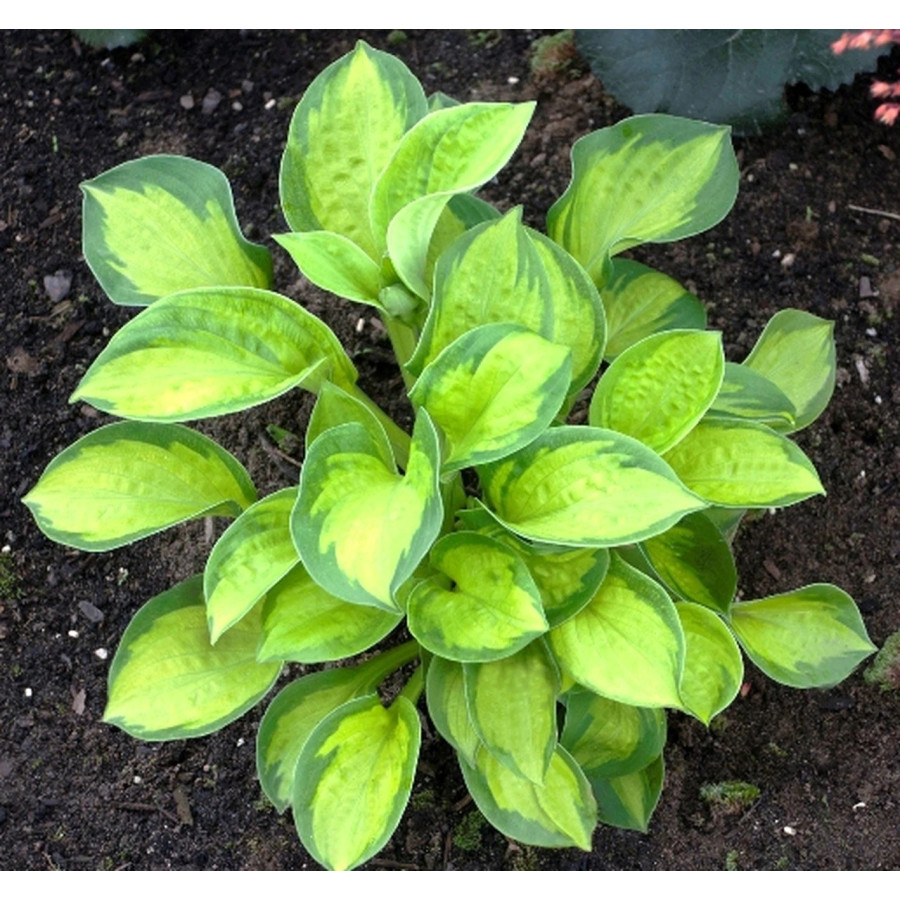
[25,41,877,870]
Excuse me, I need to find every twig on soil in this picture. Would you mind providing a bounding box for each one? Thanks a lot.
[368,857,420,870]
[257,431,302,477]
[114,801,180,825]
[847,203,900,222]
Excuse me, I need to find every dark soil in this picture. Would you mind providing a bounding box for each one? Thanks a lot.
[1,29,898,871]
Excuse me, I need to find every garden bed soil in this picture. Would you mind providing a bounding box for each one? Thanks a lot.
[1,30,898,871]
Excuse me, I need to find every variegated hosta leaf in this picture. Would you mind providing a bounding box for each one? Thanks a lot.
[459,745,596,851]
[463,641,559,784]
[639,510,737,615]
[730,585,876,688]
[590,754,665,833]
[273,231,384,307]
[257,668,372,814]
[561,689,667,779]
[293,694,421,871]
[257,643,418,814]
[409,208,605,395]
[23,422,255,552]
[204,488,298,643]
[479,426,706,547]
[410,323,572,471]
[547,114,739,283]
[601,258,707,359]
[676,602,743,724]
[662,418,824,508]
[422,193,500,292]
[589,329,725,454]
[257,564,401,663]
[708,362,797,431]
[293,410,442,611]
[82,155,272,307]
[104,576,281,740]
[457,507,611,627]
[406,532,548,662]
[549,553,685,708]
[71,287,357,422]
[426,655,481,766]
[370,101,535,247]
[306,382,394,468]
[280,40,428,258]
[743,309,836,432]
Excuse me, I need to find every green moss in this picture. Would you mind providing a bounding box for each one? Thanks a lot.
[864,630,900,692]
[700,781,760,814]
[0,554,22,600]
[529,31,577,77]
[453,809,486,852]
[725,849,740,871]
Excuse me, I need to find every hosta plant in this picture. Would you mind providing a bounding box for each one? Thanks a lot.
[25,41,877,870]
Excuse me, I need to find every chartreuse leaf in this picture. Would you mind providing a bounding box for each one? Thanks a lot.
[273,231,383,307]
[589,329,724,454]
[306,382,393,469]
[639,511,737,615]
[730,585,876,688]
[104,576,280,740]
[460,745,596,850]
[676,602,743,724]
[547,115,738,283]
[293,410,442,611]
[257,669,369,814]
[410,324,572,471]
[426,655,481,766]
[71,287,357,422]
[663,418,824,508]
[258,565,401,663]
[406,532,548,662]
[457,507,610,627]
[370,101,535,246]
[280,40,428,258]
[561,689,667,778]
[709,362,797,430]
[82,155,272,307]
[257,642,418,814]
[23,422,255,552]
[589,754,664,833]
[464,640,559,784]
[549,553,685,708]
[204,488,298,643]
[293,694,421,871]
[480,426,706,547]
[743,309,836,432]
[409,208,605,395]
[601,258,707,359]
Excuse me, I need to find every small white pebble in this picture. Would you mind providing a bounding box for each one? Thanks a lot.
[768,508,777,516]
[1,544,10,554]
[24,687,32,698]
[507,76,519,85]
[236,737,245,748]
[866,328,877,337]
[264,98,276,110]
[747,173,755,182]
[781,252,796,269]
[133,775,142,784]
[853,801,866,810]
[783,826,797,835]
[875,395,882,405]
[858,469,866,480]
[789,163,799,171]
[94,648,108,660]
[67,629,79,638]
[355,317,365,333]
[772,249,782,258]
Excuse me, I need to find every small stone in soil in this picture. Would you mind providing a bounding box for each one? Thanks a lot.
[78,600,104,623]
